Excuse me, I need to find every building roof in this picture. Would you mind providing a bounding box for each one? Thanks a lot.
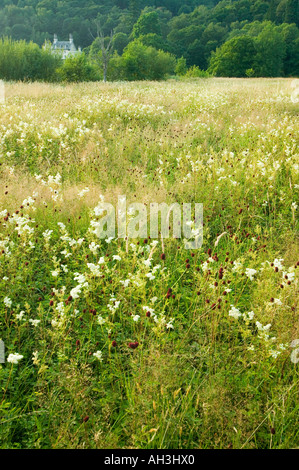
[53,42,73,50]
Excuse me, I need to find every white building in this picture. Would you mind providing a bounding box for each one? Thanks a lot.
[51,34,81,59]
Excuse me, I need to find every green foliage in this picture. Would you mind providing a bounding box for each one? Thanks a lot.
[113,32,129,55]
[208,21,296,77]
[0,1,299,80]
[185,64,210,77]
[121,40,176,80]
[175,56,187,76]
[277,22,299,76]
[106,51,124,80]
[245,67,255,77]
[56,54,99,82]
[208,36,256,77]
[254,23,286,76]
[131,11,161,39]
[138,33,168,51]
[0,37,61,81]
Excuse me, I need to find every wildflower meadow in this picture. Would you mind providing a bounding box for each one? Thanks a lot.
[0,78,298,449]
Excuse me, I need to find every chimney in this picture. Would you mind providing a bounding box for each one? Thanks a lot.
[53,34,58,44]
[69,34,73,44]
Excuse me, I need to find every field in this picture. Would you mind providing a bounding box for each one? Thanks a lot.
[0,78,298,449]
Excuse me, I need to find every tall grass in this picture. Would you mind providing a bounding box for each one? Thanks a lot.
[0,78,298,449]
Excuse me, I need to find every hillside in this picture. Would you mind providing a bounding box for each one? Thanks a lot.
[0,1,298,57]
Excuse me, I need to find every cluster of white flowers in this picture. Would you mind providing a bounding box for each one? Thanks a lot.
[97,315,106,326]
[228,305,289,358]
[245,268,257,281]
[87,262,102,277]
[22,193,38,210]
[229,305,256,322]
[273,258,284,270]
[142,306,155,316]
[15,311,25,321]
[89,242,99,254]
[107,294,120,314]
[93,350,103,361]
[78,187,90,198]
[228,305,242,319]
[132,314,140,322]
[4,296,12,308]
[232,259,243,273]
[32,351,40,366]
[256,321,272,337]
[35,172,62,202]
[144,262,162,281]
[7,353,23,364]
[29,319,41,327]
[9,213,35,237]
[43,229,53,243]
[70,273,89,300]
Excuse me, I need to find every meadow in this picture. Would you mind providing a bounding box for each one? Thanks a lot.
[0,78,298,449]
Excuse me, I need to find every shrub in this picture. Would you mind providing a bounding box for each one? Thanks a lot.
[0,38,61,81]
[185,65,210,77]
[55,54,99,82]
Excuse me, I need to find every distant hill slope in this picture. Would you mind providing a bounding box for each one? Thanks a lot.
[0,0,297,48]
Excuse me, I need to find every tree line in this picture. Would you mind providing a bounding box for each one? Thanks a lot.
[0,0,298,80]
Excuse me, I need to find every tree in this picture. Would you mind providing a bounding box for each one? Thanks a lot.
[131,11,161,39]
[56,53,98,82]
[121,40,176,80]
[138,33,168,51]
[0,37,61,81]
[90,20,114,82]
[254,23,286,76]
[276,0,299,27]
[278,22,299,75]
[175,56,187,75]
[112,32,129,55]
[208,36,256,77]
[185,65,210,77]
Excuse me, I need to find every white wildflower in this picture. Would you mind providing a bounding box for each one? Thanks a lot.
[7,353,24,364]
[93,350,103,361]
[245,268,257,281]
[4,297,12,308]
[229,305,242,319]
[132,315,140,322]
[16,311,25,320]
